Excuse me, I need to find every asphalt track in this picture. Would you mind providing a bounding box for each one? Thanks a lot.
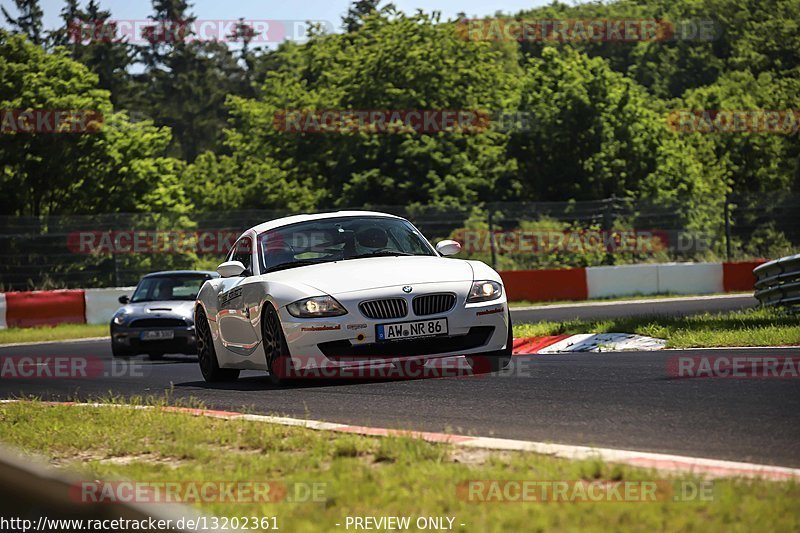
[510,293,758,322]
[1,337,798,468]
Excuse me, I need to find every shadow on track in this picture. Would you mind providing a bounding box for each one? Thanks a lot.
[174,361,497,391]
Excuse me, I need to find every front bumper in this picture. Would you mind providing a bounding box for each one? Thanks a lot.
[110,325,197,355]
[279,283,508,365]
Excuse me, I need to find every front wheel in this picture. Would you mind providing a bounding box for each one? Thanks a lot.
[111,341,133,358]
[262,304,293,385]
[195,308,240,382]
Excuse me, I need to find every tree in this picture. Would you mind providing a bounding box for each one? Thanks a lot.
[227,18,258,98]
[0,30,185,216]
[132,0,249,159]
[508,47,728,231]
[220,10,523,210]
[50,0,135,106]
[49,0,82,48]
[342,0,381,32]
[2,0,44,46]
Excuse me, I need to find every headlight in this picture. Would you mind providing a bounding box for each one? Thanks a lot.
[286,296,347,318]
[467,280,503,303]
[112,312,128,325]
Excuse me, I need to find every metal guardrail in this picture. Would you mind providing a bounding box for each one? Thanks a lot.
[753,253,800,309]
[0,442,210,532]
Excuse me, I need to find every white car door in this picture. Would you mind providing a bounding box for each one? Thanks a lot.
[217,236,260,355]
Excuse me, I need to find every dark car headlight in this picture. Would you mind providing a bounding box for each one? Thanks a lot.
[287,296,348,318]
[466,280,503,303]
[112,312,129,325]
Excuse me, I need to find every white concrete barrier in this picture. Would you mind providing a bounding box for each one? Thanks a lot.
[586,264,659,299]
[84,287,136,325]
[657,263,724,294]
[0,293,6,329]
[0,260,751,330]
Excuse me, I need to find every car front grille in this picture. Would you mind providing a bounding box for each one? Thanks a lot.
[128,318,187,328]
[359,298,408,320]
[412,293,456,316]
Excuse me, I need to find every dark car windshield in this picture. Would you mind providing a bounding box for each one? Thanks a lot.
[258,216,435,273]
[130,275,211,303]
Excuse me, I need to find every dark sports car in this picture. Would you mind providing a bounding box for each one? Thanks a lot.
[110,270,219,359]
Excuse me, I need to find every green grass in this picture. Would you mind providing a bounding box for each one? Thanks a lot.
[508,292,750,308]
[0,304,793,349]
[0,323,108,345]
[514,306,800,348]
[1,399,797,532]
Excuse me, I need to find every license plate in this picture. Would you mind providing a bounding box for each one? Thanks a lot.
[141,330,174,341]
[376,318,448,341]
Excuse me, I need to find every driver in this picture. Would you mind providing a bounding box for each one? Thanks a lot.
[354,226,389,254]
[155,280,174,300]
[262,233,295,270]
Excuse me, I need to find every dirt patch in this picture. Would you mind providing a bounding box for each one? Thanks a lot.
[450,448,512,465]
[49,451,185,469]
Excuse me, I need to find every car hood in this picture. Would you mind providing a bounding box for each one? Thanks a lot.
[264,256,474,295]
[120,300,196,319]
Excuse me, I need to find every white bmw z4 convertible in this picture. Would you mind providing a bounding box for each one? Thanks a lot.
[194,211,512,383]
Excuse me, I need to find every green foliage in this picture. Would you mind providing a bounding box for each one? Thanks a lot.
[219,9,523,210]
[0,31,181,216]
[0,0,798,277]
[2,0,44,46]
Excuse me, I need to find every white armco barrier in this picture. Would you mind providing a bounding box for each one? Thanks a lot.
[586,264,659,299]
[0,293,6,329]
[586,262,725,298]
[656,263,724,294]
[84,287,136,325]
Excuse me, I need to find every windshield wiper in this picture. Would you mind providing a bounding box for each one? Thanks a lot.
[265,260,322,273]
[346,251,415,260]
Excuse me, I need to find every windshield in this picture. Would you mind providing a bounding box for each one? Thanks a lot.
[130,275,211,303]
[258,216,436,273]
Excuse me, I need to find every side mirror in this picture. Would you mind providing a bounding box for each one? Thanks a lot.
[217,260,246,278]
[436,240,462,256]
[118,295,129,304]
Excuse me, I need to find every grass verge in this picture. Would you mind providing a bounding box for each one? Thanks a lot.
[0,400,798,531]
[513,306,800,348]
[0,323,108,345]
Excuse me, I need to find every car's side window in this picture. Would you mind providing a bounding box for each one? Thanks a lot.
[231,237,253,275]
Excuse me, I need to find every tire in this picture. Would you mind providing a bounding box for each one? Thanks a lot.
[262,304,293,385]
[111,341,133,358]
[195,307,240,382]
[465,310,513,373]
